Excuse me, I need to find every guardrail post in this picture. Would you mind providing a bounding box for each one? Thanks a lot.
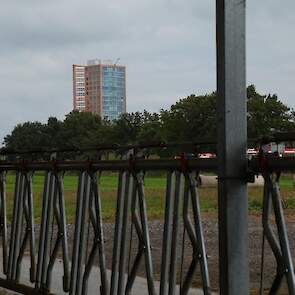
[160,171,175,295]
[261,172,295,293]
[0,172,8,275]
[216,0,249,294]
[110,171,127,295]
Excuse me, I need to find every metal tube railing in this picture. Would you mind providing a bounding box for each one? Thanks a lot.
[0,158,218,171]
[0,158,213,295]
[0,156,294,294]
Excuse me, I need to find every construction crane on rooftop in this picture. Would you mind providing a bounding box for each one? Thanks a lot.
[114,58,120,66]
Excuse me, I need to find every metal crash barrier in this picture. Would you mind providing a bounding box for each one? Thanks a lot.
[250,155,295,295]
[260,171,295,294]
[0,147,295,295]
[0,157,215,295]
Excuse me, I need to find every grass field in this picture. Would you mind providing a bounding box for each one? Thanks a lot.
[3,173,295,223]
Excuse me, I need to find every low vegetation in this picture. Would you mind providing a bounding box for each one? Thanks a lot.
[4,173,295,223]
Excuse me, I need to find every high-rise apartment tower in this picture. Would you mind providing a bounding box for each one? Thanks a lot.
[73,59,126,120]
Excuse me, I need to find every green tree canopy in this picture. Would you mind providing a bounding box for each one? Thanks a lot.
[247,85,294,138]
[3,85,294,155]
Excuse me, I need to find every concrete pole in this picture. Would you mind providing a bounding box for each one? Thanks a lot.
[216,1,249,294]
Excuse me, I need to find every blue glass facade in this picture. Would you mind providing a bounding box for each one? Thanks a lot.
[102,66,126,121]
[73,61,126,119]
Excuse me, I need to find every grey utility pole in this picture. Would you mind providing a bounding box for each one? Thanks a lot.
[216,1,249,295]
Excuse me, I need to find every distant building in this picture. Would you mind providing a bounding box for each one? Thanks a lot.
[73,59,126,120]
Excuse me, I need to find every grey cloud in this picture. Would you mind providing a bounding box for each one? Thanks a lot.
[247,1,295,107]
[0,0,294,143]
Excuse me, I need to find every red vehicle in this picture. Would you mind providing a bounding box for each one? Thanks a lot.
[284,147,295,156]
[197,152,216,159]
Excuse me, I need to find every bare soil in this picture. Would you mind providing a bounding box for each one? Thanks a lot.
[3,213,295,294]
[76,213,295,294]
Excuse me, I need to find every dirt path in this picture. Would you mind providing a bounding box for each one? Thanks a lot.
[2,214,295,294]
[98,214,295,293]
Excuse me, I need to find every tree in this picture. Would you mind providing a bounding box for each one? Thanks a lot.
[136,111,162,144]
[3,85,294,155]
[59,111,108,148]
[247,85,295,138]
[110,112,144,144]
[4,122,47,151]
[160,93,217,142]
[44,117,63,148]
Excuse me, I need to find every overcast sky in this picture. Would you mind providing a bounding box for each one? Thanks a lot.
[0,0,294,143]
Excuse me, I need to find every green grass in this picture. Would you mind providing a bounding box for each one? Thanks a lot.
[3,173,295,223]
[279,174,294,187]
[4,173,168,223]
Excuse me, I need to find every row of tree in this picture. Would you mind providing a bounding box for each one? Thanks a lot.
[3,85,295,154]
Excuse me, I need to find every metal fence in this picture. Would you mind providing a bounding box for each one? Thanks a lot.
[0,157,216,295]
[250,157,295,294]
[0,155,294,294]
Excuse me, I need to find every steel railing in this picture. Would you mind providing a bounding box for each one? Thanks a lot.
[0,157,216,295]
[0,155,294,294]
